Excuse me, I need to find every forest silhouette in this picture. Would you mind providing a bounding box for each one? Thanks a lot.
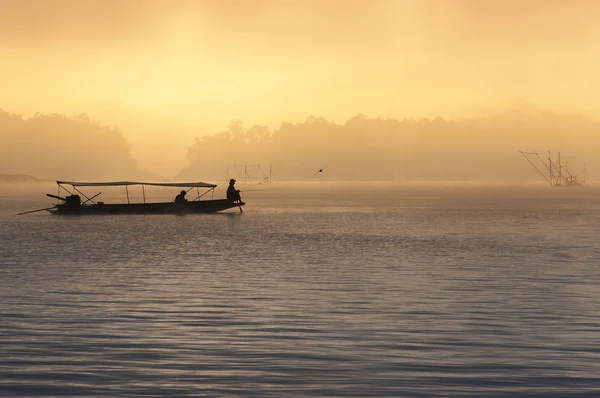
[0,109,155,181]
[181,111,598,183]
[1,108,598,183]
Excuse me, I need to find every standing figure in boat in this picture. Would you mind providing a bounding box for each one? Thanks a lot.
[227,179,242,203]
[174,190,187,203]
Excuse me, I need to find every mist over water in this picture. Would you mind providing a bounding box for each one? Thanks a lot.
[1,109,598,183]
[2,184,600,397]
[4,1,600,394]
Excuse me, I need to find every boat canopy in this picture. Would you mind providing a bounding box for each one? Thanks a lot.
[57,181,217,188]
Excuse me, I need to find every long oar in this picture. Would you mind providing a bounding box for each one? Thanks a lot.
[16,206,57,215]
[46,192,101,204]
[46,193,67,201]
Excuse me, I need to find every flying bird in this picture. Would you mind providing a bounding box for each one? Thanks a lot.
[313,166,328,175]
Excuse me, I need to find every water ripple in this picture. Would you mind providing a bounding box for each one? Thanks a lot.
[2,191,600,396]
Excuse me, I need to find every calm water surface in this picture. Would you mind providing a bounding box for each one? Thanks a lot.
[1,184,600,397]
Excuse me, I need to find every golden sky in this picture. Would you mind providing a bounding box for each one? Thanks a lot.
[2,0,600,174]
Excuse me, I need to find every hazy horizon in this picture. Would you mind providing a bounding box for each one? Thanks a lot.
[1,107,598,184]
[2,0,600,181]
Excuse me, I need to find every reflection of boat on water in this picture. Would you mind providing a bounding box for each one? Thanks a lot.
[520,150,587,187]
[40,180,245,215]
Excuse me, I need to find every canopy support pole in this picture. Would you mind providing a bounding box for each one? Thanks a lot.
[190,188,214,202]
[58,183,74,197]
[82,192,101,205]
[126,186,130,204]
[73,186,95,204]
[142,184,146,204]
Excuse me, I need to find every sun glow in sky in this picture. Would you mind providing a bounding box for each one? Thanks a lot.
[2,0,600,175]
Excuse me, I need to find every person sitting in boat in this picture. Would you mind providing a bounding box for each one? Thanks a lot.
[65,194,81,207]
[226,179,242,202]
[174,190,187,204]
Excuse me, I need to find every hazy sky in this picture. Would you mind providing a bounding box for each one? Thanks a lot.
[2,0,600,174]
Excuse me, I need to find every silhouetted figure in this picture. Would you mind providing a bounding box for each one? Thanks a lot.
[174,190,187,204]
[227,179,242,202]
[65,194,81,207]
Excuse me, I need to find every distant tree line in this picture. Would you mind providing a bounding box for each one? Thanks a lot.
[2,108,598,183]
[179,112,600,182]
[0,109,152,180]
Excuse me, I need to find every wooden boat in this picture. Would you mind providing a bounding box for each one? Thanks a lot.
[26,180,245,215]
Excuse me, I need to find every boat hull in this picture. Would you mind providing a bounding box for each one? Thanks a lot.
[48,199,244,215]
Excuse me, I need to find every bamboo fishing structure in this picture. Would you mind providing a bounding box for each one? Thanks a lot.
[520,150,587,186]
[228,163,274,184]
